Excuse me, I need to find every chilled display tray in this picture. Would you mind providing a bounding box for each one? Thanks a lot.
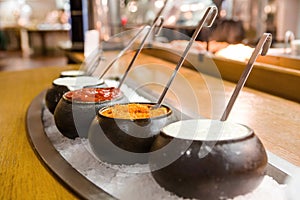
[26,87,296,200]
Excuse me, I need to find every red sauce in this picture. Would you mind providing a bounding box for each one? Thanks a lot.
[64,87,121,102]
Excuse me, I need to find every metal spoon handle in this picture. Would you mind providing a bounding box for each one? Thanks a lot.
[86,47,104,75]
[117,0,169,89]
[220,33,272,121]
[98,25,149,79]
[80,46,102,75]
[155,6,218,108]
[117,16,165,89]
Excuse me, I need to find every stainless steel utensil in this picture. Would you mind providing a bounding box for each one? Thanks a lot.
[220,33,272,121]
[98,25,150,80]
[117,17,164,89]
[154,6,218,108]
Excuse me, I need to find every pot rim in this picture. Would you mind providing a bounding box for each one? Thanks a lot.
[97,102,173,121]
[62,87,124,104]
[60,70,86,77]
[160,119,254,142]
[52,76,104,88]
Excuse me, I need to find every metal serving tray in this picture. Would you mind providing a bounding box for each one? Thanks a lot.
[26,89,297,200]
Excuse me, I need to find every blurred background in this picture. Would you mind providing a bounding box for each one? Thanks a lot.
[0,0,299,69]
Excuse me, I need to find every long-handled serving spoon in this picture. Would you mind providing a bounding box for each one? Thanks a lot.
[154,6,218,109]
[220,33,272,121]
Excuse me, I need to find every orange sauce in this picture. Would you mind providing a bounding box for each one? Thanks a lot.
[101,103,169,119]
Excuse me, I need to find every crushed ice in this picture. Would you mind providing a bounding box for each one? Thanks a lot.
[42,80,290,200]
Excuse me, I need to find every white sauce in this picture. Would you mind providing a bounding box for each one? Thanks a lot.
[53,76,104,90]
[60,70,86,77]
[162,119,252,141]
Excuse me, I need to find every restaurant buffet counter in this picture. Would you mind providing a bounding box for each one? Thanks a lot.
[0,52,299,199]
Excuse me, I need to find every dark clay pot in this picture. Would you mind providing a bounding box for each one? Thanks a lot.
[149,119,268,200]
[88,103,178,165]
[45,76,105,114]
[45,84,69,114]
[54,88,125,139]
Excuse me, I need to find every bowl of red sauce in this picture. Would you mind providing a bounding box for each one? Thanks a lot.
[149,119,268,199]
[54,87,125,139]
[45,76,105,114]
[88,102,177,165]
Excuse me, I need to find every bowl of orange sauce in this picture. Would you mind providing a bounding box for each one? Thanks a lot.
[88,102,177,165]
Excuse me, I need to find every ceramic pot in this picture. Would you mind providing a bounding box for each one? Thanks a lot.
[45,76,104,114]
[88,103,177,165]
[54,87,125,139]
[150,119,268,200]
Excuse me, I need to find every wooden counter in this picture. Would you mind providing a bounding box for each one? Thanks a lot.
[0,52,299,199]
[141,47,300,103]
[0,65,78,199]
